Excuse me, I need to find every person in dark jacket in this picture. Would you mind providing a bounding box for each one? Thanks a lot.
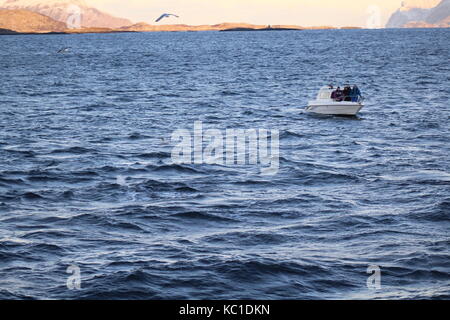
[334,87,343,101]
[331,89,337,100]
[350,85,361,102]
[343,86,351,101]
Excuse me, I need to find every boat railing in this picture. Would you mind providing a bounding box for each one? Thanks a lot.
[331,95,364,103]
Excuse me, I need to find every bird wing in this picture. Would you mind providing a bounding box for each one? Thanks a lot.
[155,14,167,22]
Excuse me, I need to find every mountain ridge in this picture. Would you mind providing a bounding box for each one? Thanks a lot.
[0,8,66,32]
[0,0,132,28]
[0,11,343,34]
[386,0,450,28]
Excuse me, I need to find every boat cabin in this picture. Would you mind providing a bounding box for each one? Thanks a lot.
[316,86,334,100]
[315,85,362,103]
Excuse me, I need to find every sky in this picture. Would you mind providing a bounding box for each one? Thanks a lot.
[89,0,405,27]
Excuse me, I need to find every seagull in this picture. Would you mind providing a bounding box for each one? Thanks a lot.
[57,47,70,53]
[155,13,179,23]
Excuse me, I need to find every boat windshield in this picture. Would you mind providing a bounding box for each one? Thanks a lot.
[317,85,363,102]
[316,87,333,100]
[318,90,331,99]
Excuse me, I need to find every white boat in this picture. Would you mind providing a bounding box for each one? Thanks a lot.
[306,86,364,116]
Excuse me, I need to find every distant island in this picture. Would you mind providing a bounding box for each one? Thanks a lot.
[1,0,449,35]
[0,10,362,35]
[220,26,303,32]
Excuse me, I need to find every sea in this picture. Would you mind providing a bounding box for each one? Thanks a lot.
[0,29,449,299]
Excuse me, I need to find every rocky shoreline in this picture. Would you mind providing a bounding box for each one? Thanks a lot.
[220,26,303,32]
[0,24,363,36]
[1,1,450,35]
[0,9,363,35]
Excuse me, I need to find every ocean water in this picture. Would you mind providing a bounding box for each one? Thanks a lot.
[0,29,449,300]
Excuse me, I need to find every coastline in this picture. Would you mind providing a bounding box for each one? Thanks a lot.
[0,23,448,35]
[0,24,364,35]
[2,26,449,36]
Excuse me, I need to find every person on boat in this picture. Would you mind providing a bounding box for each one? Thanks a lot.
[343,86,351,101]
[331,87,341,101]
[331,88,338,100]
[350,85,361,102]
[332,87,343,101]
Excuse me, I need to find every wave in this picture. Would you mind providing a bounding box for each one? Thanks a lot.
[171,211,236,222]
[127,132,151,140]
[0,289,34,300]
[65,213,145,232]
[135,151,171,159]
[138,179,199,193]
[51,146,95,155]
[0,177,26,186]
[220,90,239,96]
[3,149,36,157]
[148,163,204,174]
[21,192,44,200]
[280,130,305,139]
[408,199,450,222]
[75,269,161,300]
[202,231,294,246]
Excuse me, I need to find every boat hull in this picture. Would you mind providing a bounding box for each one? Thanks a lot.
[305,102,364,116]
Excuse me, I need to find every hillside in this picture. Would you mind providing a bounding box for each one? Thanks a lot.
[120,23,266,32]
[386,0,450,28]
[0,8,66,32]
[0,0,132,28]
[120,22,318,32]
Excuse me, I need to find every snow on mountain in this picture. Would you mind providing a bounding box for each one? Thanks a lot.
[386,0,450,28]
[399,0,441,10]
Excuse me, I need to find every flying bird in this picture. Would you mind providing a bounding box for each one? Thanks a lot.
[155,13,179,23]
